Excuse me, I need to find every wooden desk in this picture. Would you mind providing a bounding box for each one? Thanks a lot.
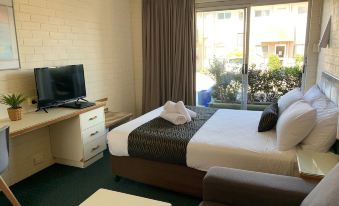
[0,103,105,138]
[80,189,171,206]
[0,103,107,186]
[297,150,339,180]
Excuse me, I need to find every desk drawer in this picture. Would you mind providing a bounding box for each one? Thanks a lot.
[84,136,106,161]
[82,123,106,144]
[80,107,105,130]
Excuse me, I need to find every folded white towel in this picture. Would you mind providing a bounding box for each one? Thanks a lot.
[175,101,191,122]
[187,108,197,118]
[164,101,197,118]
[164,101,177,113]
[160,111,187,125]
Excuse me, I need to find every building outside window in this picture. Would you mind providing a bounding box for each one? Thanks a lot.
[255,10,270,17]
[218,12,231,20]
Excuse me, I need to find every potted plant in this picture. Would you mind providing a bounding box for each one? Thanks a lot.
[0,94,26,121]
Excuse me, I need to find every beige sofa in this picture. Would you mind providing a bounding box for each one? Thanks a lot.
[200,164,339,206]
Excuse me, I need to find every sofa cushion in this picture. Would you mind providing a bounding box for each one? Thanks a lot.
[301,163,339,206]
[258,103,279,132]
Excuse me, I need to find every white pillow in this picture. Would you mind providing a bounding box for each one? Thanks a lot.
[278,88,303,115]
[276,100,317,151]
[301,97,339,152]
[303,85,325,103]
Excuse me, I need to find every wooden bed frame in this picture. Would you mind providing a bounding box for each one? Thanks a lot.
[111,155,206,198]
[110,72,339,198]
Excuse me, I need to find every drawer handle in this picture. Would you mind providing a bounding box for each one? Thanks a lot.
[89,116,97,121]
[90,131,99,136]
[91,145,100,152]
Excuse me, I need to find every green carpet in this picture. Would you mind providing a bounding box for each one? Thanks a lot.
[0,150,200,206]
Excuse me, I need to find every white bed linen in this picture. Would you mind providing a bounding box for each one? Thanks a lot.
[187,109,296,175]
[107,107,297,176]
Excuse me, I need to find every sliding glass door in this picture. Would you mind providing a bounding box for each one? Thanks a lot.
[196,1,309,110]
[196,8,248,109]
[247,2,308,108]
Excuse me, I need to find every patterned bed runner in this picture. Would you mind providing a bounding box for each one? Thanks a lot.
[128,106,218,165]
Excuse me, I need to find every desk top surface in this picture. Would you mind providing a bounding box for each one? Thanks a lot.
[0,103,104,138]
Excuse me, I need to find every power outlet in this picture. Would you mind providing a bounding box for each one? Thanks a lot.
[26,96,37,105]
[26,97,33,106]
[33,153,45,165]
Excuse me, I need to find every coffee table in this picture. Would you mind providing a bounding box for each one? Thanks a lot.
[80,189,172,206]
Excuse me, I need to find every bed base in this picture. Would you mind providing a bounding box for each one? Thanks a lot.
[111,155,206,198]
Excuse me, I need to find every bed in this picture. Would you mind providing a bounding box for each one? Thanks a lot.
[107,72,339,197]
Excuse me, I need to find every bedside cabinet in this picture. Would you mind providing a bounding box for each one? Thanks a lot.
[297,150,339,180]
[49,107,106,168]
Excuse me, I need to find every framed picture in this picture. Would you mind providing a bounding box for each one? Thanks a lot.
[0,0,20,70]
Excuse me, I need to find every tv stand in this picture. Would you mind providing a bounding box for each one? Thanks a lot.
[61,100,95,109]
[79,98,89,102]
[36,107,49,113]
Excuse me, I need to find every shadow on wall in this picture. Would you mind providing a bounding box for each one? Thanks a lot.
[0,70,36,119]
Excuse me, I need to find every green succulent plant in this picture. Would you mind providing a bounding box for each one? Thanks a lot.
[0,94,26,109]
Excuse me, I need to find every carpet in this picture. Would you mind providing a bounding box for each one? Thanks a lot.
[0,150,200,206]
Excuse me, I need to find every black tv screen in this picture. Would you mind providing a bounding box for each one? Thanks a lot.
[34,64,86,108]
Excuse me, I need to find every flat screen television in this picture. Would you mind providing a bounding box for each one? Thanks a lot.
[34,64,88,110]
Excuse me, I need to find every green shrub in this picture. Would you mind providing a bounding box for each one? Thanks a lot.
[209,57,225,84]
[209,57,242,103]
[267,54,282,71]
[208,57,301,104]
[295,54,304,69]
[248,67,301,103]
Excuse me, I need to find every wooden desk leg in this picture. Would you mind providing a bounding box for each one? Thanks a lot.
[0,176,21,206]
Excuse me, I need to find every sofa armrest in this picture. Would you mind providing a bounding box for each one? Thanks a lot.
[203,167,317,206]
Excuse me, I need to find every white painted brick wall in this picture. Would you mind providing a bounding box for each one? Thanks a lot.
[0,0,136,119]
[317,0,339,81]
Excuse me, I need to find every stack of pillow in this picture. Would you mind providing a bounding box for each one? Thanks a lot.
[258,86,339,152]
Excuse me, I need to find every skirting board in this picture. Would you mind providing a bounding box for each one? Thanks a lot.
[54,152,104,168]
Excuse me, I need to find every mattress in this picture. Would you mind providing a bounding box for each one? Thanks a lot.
[107,107,297,176]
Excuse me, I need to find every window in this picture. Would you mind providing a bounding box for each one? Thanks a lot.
[277,8,287,15]
[238,11,244,20]
[255,10,270,17]
[217,12,231,20]
[196,2,308,109]
[217,13,224,19]
[275,45,286,58]
[262,46,268,57]
[254,10,261,17]
[298,6,307,14]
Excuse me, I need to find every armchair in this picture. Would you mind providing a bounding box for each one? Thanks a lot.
[0,126,20,206]
[201,164,339,206]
